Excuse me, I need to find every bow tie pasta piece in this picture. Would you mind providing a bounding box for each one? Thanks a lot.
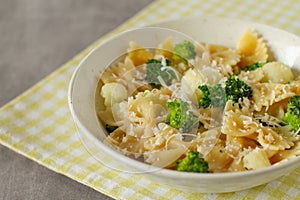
[221,100,258,137]
[257,126,295,150]
[206,44,241,66]
[251,83,298,111]
[238,68,265,84]
[237,29,269,68]
[155,36,175,60]
[100,56,135,84]
[128,41,153,66]
[270,141,300,163]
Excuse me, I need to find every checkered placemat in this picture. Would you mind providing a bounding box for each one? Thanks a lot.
[1,0,300,199]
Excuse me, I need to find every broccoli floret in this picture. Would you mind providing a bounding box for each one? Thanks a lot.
[176,150,209,173]
[173,40,197,62]
[198,84,226,108]
[145,59,176,86]
[283,96,300,132]
[198,85,211,108]
[198,75,252,107]
[166,100,197,133]
[225,75,253,103]
[105,124,118,134]
[244,62,267,71]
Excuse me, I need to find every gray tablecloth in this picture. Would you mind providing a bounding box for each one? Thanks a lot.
[0,0,152,199]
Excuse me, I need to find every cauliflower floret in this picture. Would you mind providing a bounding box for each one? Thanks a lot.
[181,67,223,96]
[262,62,294,84]
[201,67,223,84]
[243,148,271,170]
[101,82,128,107]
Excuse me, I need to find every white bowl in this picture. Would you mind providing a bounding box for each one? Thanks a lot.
[68,16,300,193]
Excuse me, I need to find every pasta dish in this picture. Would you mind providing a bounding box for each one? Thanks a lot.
[96,29,300,173]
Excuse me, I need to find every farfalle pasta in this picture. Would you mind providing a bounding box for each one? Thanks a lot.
[237,28,269,67]
[95,29,300,173]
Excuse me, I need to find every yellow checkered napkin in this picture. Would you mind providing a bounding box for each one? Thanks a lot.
[1,0,300,199]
